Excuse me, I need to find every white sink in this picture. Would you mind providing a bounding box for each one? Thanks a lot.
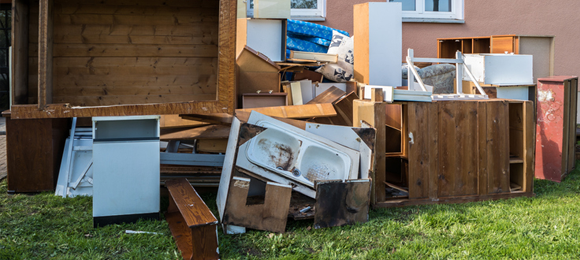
[246,122,351,188]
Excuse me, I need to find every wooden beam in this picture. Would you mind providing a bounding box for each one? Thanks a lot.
[160,125,231,140]
[38,0,53,109]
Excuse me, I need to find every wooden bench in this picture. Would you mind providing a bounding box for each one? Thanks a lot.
[166,178,219,260]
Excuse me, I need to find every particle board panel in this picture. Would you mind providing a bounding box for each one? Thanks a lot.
[6,117,71,193]
[223,177,292,233]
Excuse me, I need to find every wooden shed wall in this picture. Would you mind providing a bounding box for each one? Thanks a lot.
[29,0,220,106]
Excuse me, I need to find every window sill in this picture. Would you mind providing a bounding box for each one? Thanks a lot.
[290,16,326,21]
[402,17,465,23]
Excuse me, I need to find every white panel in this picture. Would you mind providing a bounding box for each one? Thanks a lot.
[217,117,241,223]
[299,80,314,103]
[463,54,534,85]
[484,55,533,85]
[496,87,530,101]
[93,141,160,217]
[246,20,284,62]
[368,2,402,87]
[363,85,394,103]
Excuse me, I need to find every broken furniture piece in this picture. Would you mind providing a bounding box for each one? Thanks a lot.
[364,100,535,208]
[222,176,292,233]
[161,140,225,167]
[237,45,283,107]
[92,116,160,227]
[314,179,371,229]
[55,118,94,198]
[166,178,219,260]
[10,0,236,119]
[406,49,488,101]
[535,76,579,182]
[4,112,70,193]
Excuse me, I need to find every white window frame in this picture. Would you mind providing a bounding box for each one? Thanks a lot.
[247,0,326,21]
[390,0,464,23]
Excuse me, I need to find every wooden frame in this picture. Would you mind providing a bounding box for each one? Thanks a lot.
[10,0,237,119]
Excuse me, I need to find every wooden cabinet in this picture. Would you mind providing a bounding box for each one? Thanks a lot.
[11,0,236,119]
[535,76,578,182]
[6,115,70,193]
[356,100,535,207]
[437,35,554,82]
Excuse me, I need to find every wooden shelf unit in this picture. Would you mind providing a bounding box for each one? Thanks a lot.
[357,100,535,208]
[437,35,555,83]
[10,0,237,119]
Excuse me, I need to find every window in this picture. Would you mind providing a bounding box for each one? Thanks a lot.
[247,0,326,21]
[389,0,464,23]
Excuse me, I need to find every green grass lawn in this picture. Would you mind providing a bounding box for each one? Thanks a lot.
[2,165,580,259]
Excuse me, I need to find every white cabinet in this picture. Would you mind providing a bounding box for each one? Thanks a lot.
[92,116,160,227]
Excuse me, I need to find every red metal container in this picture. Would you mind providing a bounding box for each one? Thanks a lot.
[535,76,578,182]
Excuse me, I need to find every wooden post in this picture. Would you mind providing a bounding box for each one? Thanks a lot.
[38,0,53,109]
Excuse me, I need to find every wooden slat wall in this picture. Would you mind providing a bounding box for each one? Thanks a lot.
[41,0,220,106]
[28,0,40,104]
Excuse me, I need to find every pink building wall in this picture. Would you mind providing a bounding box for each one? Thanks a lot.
[319,0,580,77]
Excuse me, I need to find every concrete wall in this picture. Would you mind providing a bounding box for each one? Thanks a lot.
[319,0,580,77]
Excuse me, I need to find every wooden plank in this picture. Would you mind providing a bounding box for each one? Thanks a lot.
[487,101,510,193]
[196,138,228,153]
[38,0,54,109]
[235,103,337,120]
[289,51,338,63]
[478,101,488,195]
[325,91,358,126]
[223,177,292,233]
[522,101,535,193]
[180,113,233,125]
[314,179,371,229]
[457,101,479,196]
[160,124,230,140]
[407,102,430,199]
[12,0,30,105]
[438,101,456,197]
[306,86,345,104]
[53,43,218,57]
[160,115,208,129]
[353,99,386,204]
[428,102,439,199]
[166,178,218,227]
[216,117,241,227]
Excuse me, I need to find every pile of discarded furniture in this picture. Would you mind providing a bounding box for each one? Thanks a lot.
[4,0,579,259]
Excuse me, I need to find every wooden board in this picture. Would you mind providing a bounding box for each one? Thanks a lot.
[196,138,228,153]
[306,86,345,104]
[223,177,292,233]
[166,178,219,260]
[12,0,30,105]
[160,115,208,129]
[407,102,434,199]
[485,100,510,193]
[235,103,337,120]
[314,179,371,229]
[160,124,230,140]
